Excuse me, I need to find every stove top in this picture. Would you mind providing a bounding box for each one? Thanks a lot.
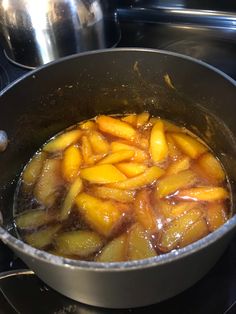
[0,5,236,314]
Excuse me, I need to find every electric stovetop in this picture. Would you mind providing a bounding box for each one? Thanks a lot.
[0,3,236,314]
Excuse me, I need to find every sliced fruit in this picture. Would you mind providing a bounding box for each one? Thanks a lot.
[75,192,123,237]
[206,202,227,231]
[97,115,137,141]
[179,218,208,248]
[177,187,229,202]
[136,112,150,128]
[96,233,127,262]
[98,150,134,165]
[111,141,148,163]
[55,230,103,257]
[92,186,135,202]
[62,145,82,182]
[157,170,197,198]
[149,120,168,162]
[23,151,46,186]
[15,209,55,230]
[171,132,207,159]
[88,131,110,154]
[197,152,225,183]
[81,135,93,165]
[43,130,81,153]
[110,166,164,190]
[166,156,190,176]
[134,190,156,230]
[116,162,147,177]
[80,164,126,184]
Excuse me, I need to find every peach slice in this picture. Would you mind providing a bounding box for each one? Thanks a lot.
[127,223,156,260]
[60,177,83,221]
[134,190,156,230]
[92,186,135,203]
[150,120,168,162]
[81,135,93,165]
[97,115,137,141]
[15,209,55,230]
[43,129,82,153]
[75,192,123,237]
[98,150,134,165]
[23,151,46,186]
[116,162,147,177]
[62,145,82,182]
[136,112,150,128]
[80,164,126,184]
[25,224,61,249]
[179,218,208,248]
[157,170,197,198]
[206,202,227,231]
[197,152,225,183]
[177,187,229,202]
[111,141,148,163]
[96,233,127,262]
[55,230,103,257]
[121,114,137,126]
[79,120,96,130]
[171,132,207,159]
[110,166,164,190]
[88,131,110,154]
[166,156,190,175]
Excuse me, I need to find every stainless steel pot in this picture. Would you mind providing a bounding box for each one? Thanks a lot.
[0,48,236,308]
[0,0,120,69]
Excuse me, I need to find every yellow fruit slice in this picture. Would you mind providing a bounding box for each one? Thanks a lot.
[43,129,81,153]
[121,114,137,126]
[158,208,202,252]
[197,152,225,183]
[55,230,103,257]
[92,186,135,202]
[97,115,137,141]
[206,202,227,231]
[179,218,208,248]
[79,120,96,130]
[60,177,83,221]
[171,132,207,159]
[116,162,147,177]
[166,156,190,176]
[81,135,93,165]
[127,223,156,260]
[157,170,197,198]
[75,192,123,237]
[149,120,168,162]
[98,150,134,165]
[177,187,229,202]
[34,159,62,207]
[23,151,46,186]
[136,112,150,128]
[15,209,55,230]
[88,131,110,154]
[62,145,82,182]
[25,224,61,249]
[96,233,127,262]
[80,164,126,184]
[134,190,156,230]
[110,166,164,190]
[111,141,148,163]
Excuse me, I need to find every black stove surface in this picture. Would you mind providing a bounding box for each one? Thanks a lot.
[0,6,236,314]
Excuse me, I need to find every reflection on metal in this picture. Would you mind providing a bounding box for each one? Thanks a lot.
[0,0,120,68]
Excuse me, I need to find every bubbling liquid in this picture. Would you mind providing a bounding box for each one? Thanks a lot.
[14,113,231,262]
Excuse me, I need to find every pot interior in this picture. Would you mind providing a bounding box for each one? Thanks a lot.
[0,49,236,240]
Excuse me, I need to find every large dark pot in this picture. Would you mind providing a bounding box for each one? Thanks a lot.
[0,49,235,308]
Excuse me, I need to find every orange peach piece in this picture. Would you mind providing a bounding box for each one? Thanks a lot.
[60,177,83,221]
[177,187,229,202]
[75,192,123,237]
[34,159,62,207]
[163,120,183,133]
[198,152,225,183]
[98,150,134,165]
[170,201,198,218]
[179,218,208,248]
[121,114,137,126]
[15,209,55,230]
[96,233,127,262]
[206,202,227,232]
[157,170,197,198]
[62,145,82,182]
[110,166,165,190]
[136,112,150,128]
[171,132,207,159]
[43,129,82,153]
[149,120,168,162]
[79,120,96,130]
[88,131,110,154]
[80,164,126,184]
[55,230,103,257]
[25,224,61,249]
[23,151,46,186]
[166,156,190,175]
[166,134,182,160]
[116,162,147,177]
[127,223,157,260]
[81,135,93,165]
[134,190,156,230]
[158,208,202,252]
[92,186,135,202]
[96,115,137,141]
[111,141,148,163]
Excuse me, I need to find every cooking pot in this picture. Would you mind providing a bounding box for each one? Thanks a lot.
[0,48,236,308]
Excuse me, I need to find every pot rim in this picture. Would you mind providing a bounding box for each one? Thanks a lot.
[0,47,236,271]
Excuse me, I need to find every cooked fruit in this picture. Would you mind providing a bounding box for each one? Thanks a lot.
[44,130,81,153]
[149,120,168,162]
